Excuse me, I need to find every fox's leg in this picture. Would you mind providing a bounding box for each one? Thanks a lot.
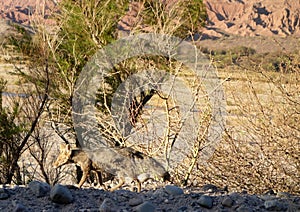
[98,172,103,185]
[78,163,91,188]
[134,179,142,192]
[89,170,99,186]
[78,170,89,188]
[110,177,125,192]
[95,171,108,190]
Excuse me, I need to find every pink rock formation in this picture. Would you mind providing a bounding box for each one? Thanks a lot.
[203,0,300,37]
[1,0,300,38]
[0,0,58,25]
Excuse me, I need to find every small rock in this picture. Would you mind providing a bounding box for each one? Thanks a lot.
[191,193,202,198]
[50,184,73,204]
[129,196,143,206]
[259,195,276,201]
[12,202,27,212]
[201,184,218,192]
[192,206,202,212]
[178,206,188,211]
[13,203,28,212]
[114,189,131,197]
[228,192,240,197]
[29,181,51,197]
[134,201,156,212]
[191,201,199,207]
[222,197,233,207]
[293,196,300,204]
[198,195,213,209]
[99,198,117,212]
[0,188,10,200]
[219,210,230,212]
[117,195,129,203]
[276,192,291,198]
[0,192,10,200]
[236,205,252,212]
[264,199,287,211]
[152,188,167,198]
[165,185,184,196]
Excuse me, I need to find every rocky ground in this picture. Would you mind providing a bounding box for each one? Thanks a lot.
[0,181,299,212]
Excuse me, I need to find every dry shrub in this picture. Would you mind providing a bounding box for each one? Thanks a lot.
[193,52,300,194]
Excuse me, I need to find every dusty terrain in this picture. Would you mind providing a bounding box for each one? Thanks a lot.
[0,1,299,211]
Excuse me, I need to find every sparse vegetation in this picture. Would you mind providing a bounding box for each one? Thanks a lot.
[0,0,299,196]
[0,65,49,184]
[196,46,300,194]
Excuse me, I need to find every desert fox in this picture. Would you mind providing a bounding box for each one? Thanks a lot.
[54,143,170,192]
[88,146,171,192]
[53,143,112,188]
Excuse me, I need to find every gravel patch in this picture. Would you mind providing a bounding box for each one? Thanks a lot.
[0,182,299,211]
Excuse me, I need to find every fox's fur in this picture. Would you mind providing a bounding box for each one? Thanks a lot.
[88,146,171,192]
[54,143,170,192]
[53,143,112,188]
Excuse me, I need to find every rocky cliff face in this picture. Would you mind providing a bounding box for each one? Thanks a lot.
[0,0,57,25]
[203,0,300,37]
[1,0,300,38]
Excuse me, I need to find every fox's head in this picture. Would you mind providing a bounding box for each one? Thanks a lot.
[53,143,72,168]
